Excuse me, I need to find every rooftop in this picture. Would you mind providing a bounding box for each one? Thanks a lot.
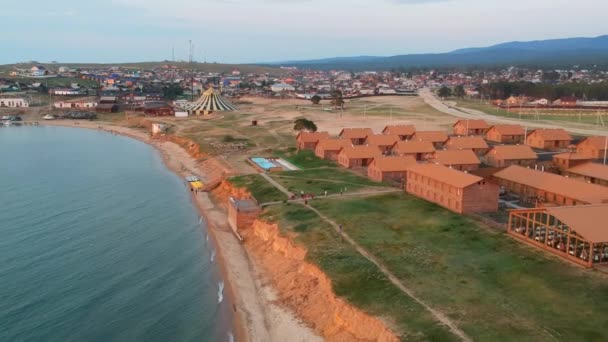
[370,156,416,172]
[546,205,608,243]
[407,163,484,188]
[382,125,416,136]
[453,119,489,129]
[365,134,400,146]
[339,145,382,159]
[432,150,480,165]
[567,162,608,182]
[446,136,489,150]
[488,124,525,136]
[339,128,374,139]
[393,140,436,154]
[412,131,449,143]
[528,128,572,141]
[316,138,351,151]
[494,165,608,204]
[486,145,538,160]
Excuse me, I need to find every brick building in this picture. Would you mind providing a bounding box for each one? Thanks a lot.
[553,153,594,172]
[406,163,499,214]
[381,125,416,140]
[315,139,351,160]
[410,131,449,149]
[444,136,490,156]
[576,136,608,160]
[391,141,435,160]
[431,150,480,171]
[364,134,400,154]
[337,145,381,168]
[566,162,608,187]
[339,128,374,145]
[452,119,489,136]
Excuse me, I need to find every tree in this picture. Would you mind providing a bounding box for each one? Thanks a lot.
[453,85,466,98]
[310,95,322,105]
[437,86,452,98]
[293,118,317,132]
[330,90,345,110]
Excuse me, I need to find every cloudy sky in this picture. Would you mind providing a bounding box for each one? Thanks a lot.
[2,0,607,64]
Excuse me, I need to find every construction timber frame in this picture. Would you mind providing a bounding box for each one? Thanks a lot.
[508,208,608,268]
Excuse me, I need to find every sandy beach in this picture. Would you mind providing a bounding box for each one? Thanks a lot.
[39,120,322,342]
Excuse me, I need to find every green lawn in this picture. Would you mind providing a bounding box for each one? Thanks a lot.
[261,204,458,341]
[270,166,389,196]
[228,174,286,203]
[274,149,337,169]
[310,193,608,341]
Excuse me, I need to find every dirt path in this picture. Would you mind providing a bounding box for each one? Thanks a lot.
[305,204,472,342]
[258,171,472,341]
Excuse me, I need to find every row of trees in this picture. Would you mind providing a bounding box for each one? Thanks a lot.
[438,85,465,98]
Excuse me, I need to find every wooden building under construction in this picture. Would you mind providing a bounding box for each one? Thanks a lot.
[508,205,608,268]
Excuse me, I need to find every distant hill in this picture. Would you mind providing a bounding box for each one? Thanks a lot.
[269,35,608,70]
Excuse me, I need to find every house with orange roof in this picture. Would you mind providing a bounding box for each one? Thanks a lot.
[485,125,526,144]
[410,131,449,149]
[381,125,416,140]
[406,163,499,214]
[444,136,490,156]
[483,145,538,168]
[508,204,608,268]
[339,128,374,145]
[430,150,480,171]
[553,152,594,172]
[337,145,381,168]
[314,139,351,161]
[391,141,435,161]
[453,119,489,136]
[367,156,416,182]
[364,134,400,154]
[526,129,572,151]
[296,131,330,151]
[493,165,608,206]
[566,162,608,187]
[576,136,608,159]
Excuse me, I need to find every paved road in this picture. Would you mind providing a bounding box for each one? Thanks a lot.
[419,88,608,136]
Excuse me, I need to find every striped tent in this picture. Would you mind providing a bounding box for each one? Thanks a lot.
[180,87,237,116]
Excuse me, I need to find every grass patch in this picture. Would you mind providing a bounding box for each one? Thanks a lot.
[228,174,286,203]
[310,193,608,341]
[261,203,458,341]
[274,149,337,169]
[270,167,388,196]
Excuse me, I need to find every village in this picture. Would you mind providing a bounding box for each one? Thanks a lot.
[3,61,608,340]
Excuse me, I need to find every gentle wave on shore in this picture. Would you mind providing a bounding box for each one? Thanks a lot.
[0,126,234,342]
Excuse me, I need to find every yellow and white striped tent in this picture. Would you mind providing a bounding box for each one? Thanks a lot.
[179,87,237,116]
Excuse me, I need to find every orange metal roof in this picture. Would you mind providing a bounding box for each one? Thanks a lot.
[488,124,525,136]
[370,156,416,172]
[407,163,483,188]
[494,165,608,204]
[567,162,608,182]
[453,119,489,129]
[412,131,449,143]
[297,131,330,143]
[527,128,572,141]
[338,145,381,159]
[316,138,351,151]
[432,150,480,165]
[445,136,489,150]
[485,145,538,160]
[382,125,416,136]
[339,128,374,139]
[546,205,608,243]
[365,134,400,146]
[393,140,436,154]
[577,136,608,149]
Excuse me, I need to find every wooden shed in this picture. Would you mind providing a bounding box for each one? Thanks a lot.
[452,119,489,136]
[526,129,572,151]
[485,124,526,144]
[367,156,416,183]
[483,145,538,168]
[296,131,330,151]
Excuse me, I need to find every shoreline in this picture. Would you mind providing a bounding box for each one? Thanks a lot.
[37,119,322,342]
[38,120,246,341]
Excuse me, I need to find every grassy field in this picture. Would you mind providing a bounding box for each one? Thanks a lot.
[456,98,608,126]
[309,193,608,341]
[229,174,286,203]
[270,166,388,196]
[273,149,337,169]
[261,203,458,341]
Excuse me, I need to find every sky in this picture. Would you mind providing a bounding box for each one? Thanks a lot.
[2,0,608,64]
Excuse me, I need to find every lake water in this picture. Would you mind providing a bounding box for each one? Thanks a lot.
[0,125,233,342]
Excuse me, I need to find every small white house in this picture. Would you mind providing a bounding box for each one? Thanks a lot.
[270,83,295,93]
[54,100,97,109]
[0,98,29,107]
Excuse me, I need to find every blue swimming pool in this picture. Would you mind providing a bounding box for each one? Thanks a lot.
[251,157,276,170]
